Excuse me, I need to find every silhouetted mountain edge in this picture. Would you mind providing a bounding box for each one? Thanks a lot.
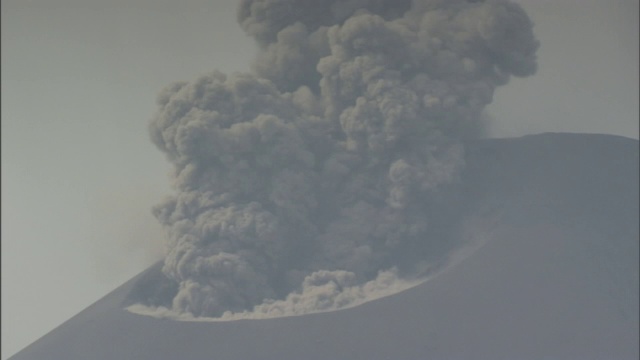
[10,132,638,360]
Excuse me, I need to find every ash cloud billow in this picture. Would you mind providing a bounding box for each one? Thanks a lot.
[135,0,539,319]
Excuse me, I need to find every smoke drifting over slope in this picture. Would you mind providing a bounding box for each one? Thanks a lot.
[142,0,538,318]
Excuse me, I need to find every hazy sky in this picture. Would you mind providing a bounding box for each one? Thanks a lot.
[2,0,638,358]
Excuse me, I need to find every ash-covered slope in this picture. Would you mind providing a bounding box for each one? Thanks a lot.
[11,133,639,360]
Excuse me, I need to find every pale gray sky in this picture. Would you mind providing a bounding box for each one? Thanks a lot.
[1,0,638,358]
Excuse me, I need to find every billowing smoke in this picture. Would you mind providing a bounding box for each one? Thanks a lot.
[140,0,538,319]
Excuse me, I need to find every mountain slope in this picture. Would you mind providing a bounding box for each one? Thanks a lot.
[11,133,639,360]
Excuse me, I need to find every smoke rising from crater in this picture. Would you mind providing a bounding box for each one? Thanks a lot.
[143,0,538,318]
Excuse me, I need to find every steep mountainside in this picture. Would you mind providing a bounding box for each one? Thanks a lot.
[11,133,638,360]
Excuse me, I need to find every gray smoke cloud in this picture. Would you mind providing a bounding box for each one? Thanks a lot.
[142,0,538,318]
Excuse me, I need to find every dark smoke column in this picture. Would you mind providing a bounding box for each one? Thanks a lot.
[147,0,538,318]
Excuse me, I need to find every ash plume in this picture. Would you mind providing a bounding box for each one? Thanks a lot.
[141,0,538,318]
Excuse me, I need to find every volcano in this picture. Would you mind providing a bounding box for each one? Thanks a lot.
[10,133,639,360]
